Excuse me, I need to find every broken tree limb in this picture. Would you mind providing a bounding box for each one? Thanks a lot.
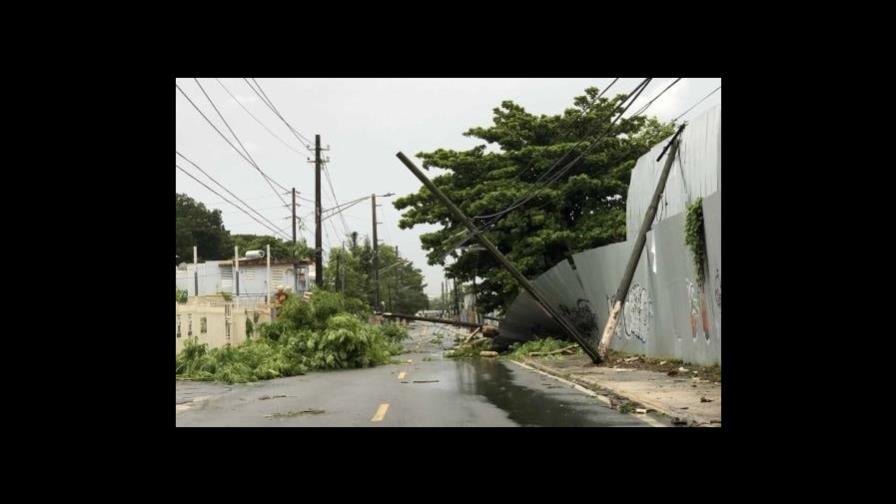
[527,344,578,357]
[463,327,482,344]
[597,125,686,361]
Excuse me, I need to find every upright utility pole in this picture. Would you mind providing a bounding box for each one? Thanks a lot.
[292,187,298,292]
[266,243,271,304]
[372,193,380,311]
[453,278,460,319]
[335,251,341,293]
[234,245,240,305]
[193,246,198,296]
[315,135,323,288]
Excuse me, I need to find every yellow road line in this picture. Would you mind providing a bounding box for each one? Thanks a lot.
[371,403,390,422]
[398,372,406,380]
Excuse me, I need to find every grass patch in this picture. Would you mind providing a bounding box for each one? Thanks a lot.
[619,402,635,414]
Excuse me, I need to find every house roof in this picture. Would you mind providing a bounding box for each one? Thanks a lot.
[218,258,313,268]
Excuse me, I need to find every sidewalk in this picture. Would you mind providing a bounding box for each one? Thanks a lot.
[517,354,721,427]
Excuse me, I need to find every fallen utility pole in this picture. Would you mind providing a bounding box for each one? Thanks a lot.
[596,124,686,360]
[396,152,602,363]
[378,311,482,329]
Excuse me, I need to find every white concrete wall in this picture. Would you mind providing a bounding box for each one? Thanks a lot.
[175,302,272,355]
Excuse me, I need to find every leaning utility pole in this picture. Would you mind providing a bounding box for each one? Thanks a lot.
[597,125,686,360]
[397,151,602,363]
[371,193,380,311]
[314,135,323,288]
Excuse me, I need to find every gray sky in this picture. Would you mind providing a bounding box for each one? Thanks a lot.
[176,77,721,297]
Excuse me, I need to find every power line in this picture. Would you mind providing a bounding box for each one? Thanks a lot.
[205,193,285,207]
[176,164,291,240]
[193,78,290,208]
[322,162,351,237]
[674,85,721,122]
[321,197,367,221]
[627,78,682,118]
[175,82,290,205]
[176,151,291,239]
[215,78,306,156]
[243,78,315,148]
[252,78,316,145]
[218,204,287,213]
[177,154,291,240]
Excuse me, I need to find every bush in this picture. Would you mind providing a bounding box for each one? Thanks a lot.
[176,289,188,304]
[175,291,402,384]
[685,197,706,284]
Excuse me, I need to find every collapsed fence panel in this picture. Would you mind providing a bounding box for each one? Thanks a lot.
[532,260,599,347]
[495,290,562,349]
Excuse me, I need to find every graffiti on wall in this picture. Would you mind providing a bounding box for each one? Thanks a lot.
[686,279,711,342]
[606,283,652,344]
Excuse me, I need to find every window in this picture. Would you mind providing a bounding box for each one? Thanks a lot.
[176,314,181,338]
[188,314,193,336]
[200,317,207,334]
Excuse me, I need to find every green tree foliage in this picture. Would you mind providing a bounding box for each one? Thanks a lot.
[176,193,231,263]
[324,237,429,314]
[394,87,675,313]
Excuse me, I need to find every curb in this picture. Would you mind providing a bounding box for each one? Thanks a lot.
[518,358,718,427]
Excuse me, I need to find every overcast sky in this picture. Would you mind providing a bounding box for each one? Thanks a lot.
[175,77,721,297]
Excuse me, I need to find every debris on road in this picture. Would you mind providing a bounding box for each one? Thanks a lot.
[700,396,713,403]
[265,409,325,418]
[635,408,648,414]
[258,394,287,401]
[412,380,439,383]
[480,351,498,357]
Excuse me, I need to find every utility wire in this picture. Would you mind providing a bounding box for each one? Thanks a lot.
[176,82,289,206]
[215,78,306,155]
[176,164,291,239]
[176,150,291,239]
[674,85,721,122]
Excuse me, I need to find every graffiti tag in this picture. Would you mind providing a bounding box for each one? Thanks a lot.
[606,283,651,344]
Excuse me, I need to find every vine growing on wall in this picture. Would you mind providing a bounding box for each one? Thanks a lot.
[685,197,706,285]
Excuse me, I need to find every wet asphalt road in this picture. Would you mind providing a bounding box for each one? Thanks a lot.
[176,322,663,427]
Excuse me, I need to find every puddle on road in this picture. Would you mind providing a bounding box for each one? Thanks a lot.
[451,358,648,427]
